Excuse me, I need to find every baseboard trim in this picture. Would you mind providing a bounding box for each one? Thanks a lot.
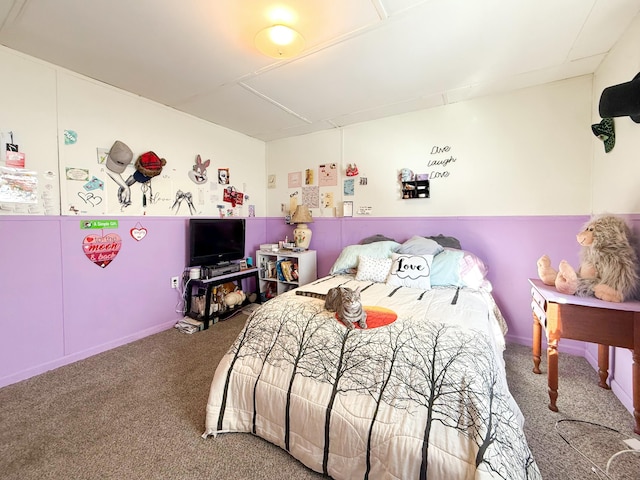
[0,320,177,389]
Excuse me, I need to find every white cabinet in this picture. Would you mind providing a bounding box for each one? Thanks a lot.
[256,250,317,300]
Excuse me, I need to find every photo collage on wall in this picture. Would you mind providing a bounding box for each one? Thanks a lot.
[61,136,254,217]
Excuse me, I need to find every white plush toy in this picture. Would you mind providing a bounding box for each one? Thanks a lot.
[223,290,246,308]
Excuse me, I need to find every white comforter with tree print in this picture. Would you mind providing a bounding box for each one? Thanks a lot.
[204,275,541,480]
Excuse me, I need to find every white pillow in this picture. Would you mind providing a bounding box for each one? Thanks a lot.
[356,255,393,283]
[386,253,433,290]
[329,241,400,274]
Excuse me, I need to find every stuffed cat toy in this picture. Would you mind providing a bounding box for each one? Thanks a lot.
[296,286,367,329]
[537,215,640,302]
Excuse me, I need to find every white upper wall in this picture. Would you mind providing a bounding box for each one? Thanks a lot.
[9,24,639,220]
[0,46,266,217]
[592,13,640,214]
[0,47,58,215]
[267,76,595,217]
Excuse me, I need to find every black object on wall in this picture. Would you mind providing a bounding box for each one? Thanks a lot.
[599,72,640,123]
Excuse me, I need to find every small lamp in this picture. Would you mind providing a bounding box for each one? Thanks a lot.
[290,205,313,249]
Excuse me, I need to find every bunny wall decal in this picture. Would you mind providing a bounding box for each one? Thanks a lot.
[188,154,210,184]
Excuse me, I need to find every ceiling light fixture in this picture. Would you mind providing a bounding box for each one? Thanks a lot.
[255,24,305,59]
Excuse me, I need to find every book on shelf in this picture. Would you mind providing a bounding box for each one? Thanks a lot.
[267,260,276,279]
[280,260,293,281]
[275,260,285,281]
[276,259,299,282]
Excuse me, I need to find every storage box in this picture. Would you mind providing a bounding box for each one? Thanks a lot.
[260,243,278,252]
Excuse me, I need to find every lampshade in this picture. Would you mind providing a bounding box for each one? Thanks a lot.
[255,24,305,59]
[291,205,313,224]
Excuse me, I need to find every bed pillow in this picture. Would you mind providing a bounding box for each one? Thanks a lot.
[397,235,444,256]
[359,234,396,245]
[458,249,490,289]
[430,249,465,286]
[355,255,393,283]
[426,234,462,249]
[430,248,490,289]
[385,253,433,290]
[329,241,400,274]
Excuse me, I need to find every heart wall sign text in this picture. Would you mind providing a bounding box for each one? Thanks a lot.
[130,227,147,241]
[83,233,122,268]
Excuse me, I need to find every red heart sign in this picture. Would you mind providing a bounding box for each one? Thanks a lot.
[83,233,122,268]
[130,227,147,241]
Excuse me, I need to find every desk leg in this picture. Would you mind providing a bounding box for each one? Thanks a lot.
[532,313,542,374]
[547,339,559,412]
[597,344,611,390]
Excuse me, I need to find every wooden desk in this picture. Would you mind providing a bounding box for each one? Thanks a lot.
[529,278,640,434]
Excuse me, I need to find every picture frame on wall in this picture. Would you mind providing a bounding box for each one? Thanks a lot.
[343,200,353,217]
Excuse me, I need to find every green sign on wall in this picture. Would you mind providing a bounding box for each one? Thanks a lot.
[80,220,119,229]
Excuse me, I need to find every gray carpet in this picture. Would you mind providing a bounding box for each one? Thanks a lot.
[1,312,638,479]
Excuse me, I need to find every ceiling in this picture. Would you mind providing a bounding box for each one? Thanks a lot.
[1,0,639,142]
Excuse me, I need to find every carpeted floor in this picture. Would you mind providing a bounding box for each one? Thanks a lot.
[0,312,638,479]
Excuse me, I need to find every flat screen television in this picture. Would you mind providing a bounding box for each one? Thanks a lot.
[188,218,246,267]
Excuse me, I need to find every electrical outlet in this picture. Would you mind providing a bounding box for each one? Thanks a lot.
[623,438,640,450]
[171,276,179,289]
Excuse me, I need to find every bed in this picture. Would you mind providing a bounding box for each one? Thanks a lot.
[204,237,541,479]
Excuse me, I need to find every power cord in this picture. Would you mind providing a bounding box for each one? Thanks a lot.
[605,449,640,476]
[555,419,639,479]
[555,419,615,479]
[174,268,192,315]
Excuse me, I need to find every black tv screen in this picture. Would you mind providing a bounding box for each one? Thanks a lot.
[188,218,246,267]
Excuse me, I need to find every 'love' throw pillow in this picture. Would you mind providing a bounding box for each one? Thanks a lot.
[386,253,433,290]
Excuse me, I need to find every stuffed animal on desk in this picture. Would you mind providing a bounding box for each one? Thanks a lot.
[537,215,640,302]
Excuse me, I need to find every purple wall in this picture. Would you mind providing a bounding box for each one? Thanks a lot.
[0,216,266,387]
[1,214,636,417]
[268,215,588,345]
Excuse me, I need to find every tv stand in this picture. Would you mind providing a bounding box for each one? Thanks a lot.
[185,267,260,329]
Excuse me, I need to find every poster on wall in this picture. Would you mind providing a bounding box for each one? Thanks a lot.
[305,169,314,185]
[302,186,319,208]
[0,167,38,204]
[318,163,337,186]
[344,178,354,196]
[6,151,25,168]
[223,186,244,207]
[288,171,302,188]
[218,168,229,184]
[267,174,276,189]
[321,191,334,208]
